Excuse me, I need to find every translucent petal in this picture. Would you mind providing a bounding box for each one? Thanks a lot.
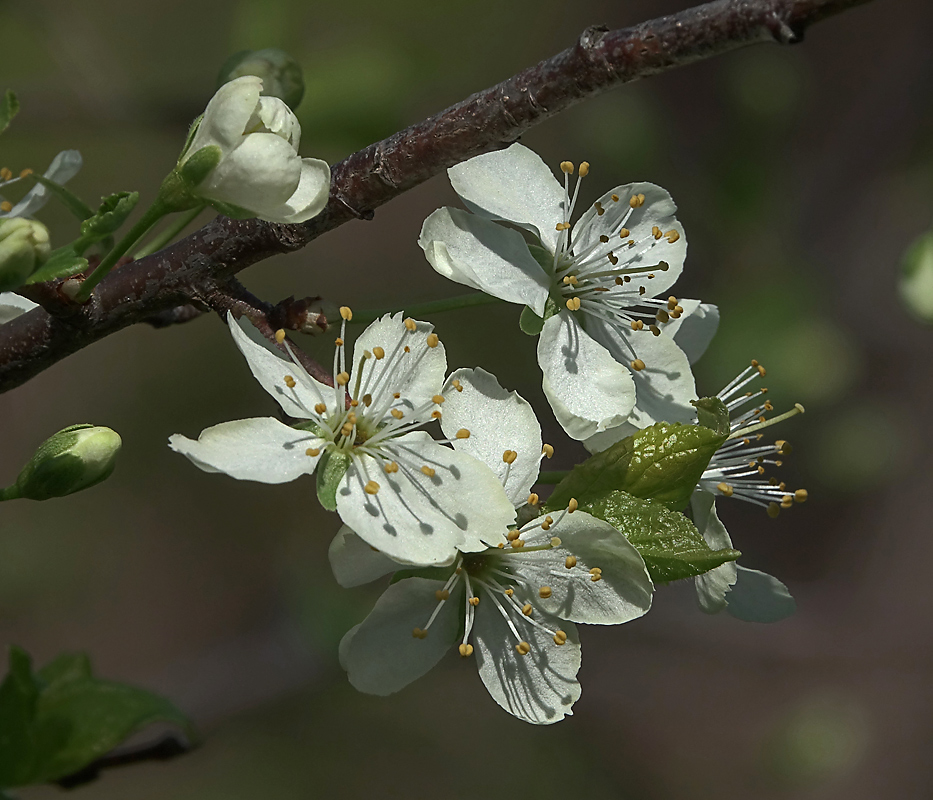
[727,566,796,623]
[256,158,331,224]
[328,525,403,588]
[440,367,542,507]
[419,207,550,315]
[0,150,83,219]
[691,491,737,614]
[0,292,38,325]
[257,96,301,146]
[538,311,636,441]
[342,577,460,695]
[168,417,323,483]
[661,300,720,365]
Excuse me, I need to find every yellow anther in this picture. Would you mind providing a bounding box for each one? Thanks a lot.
[553,630,568,645]
[339,306,353,321]
[542,443,554,459]
[305,448,320,457]
[599,235,610,244]
[19,168,32,179]
[384,461,399,474]
[639,286,647,295]
[431,410,442,420]
[631,359,646,371]
[527,493,539,506]
[452,379,463,392]
[350,399,359,407]
[781,495,794,508]
[775,439,793,455]
[456,428,470,439]
[346,412,357,424]
[666,230,680,243]
[404,318,417,332]
[412,627,428,639]
[619,227,630,238]
[567,498,578,513]
[795,489,808,503]
[717,482,734,497]
[393,392,401,399]
[522,603,533,616]
[404,346,411,353]
[421,466,436,478]
[607,252,619,266]
[550,536,562,547]
[334,338,344,347]
[629,193,644,208]
[767,502,780,519]
[656,309,670,323]
[314,402,327,414]
[507,529,521,541]
[667,296,678,309]
[469,596,480,607]
[539,586,552,599]
[611,194,620,203]
[432,394,445,405]
[504,588,514,597]
[516,641,531,656]
[435,589,450,601]
[511,539,525,549]
[0,167,10,181]
[426,333,439,348]
[364,480,380,495]
[372,347,385,359]
[589,567,603,582]
[673,305,684,316]
[630,320,643,331]
[459,643,474,657]
[555,222,571,231]
[565,556,577,569]
[560,160,574,174]
[594,201,605,216]
[390,408,404,419]
[362,394,373,407]
[497,542,505,548]
[578,161,590,177]
[336,371,350,386]
[502,449,518,464]
[566,297,582,311]
[652,225,663,240]
[284,375,296,388]
[650,324,661,336]
[341,423,354,437]
[274,329,286,344]
[541,519,551,532]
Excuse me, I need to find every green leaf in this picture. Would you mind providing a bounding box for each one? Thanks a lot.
[0,647,196,789]
[316,450,351,512]
[519,304,545,335]
[691,396,730,437]
[0,91,18,137]
[547,420,728,512]
[581,490,741,583]
[30,175,94,221]
[80,192,140,240]
[24,245,87,285]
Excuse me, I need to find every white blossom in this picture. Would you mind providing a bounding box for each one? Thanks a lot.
[419,143,718,440]
[181,76,330,224]
[0,150,82,219]
[169,312,515,566]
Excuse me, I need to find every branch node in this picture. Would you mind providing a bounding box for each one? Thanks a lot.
[767,12,802,45]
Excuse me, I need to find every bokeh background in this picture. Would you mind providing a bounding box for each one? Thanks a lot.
[1,0,930,797]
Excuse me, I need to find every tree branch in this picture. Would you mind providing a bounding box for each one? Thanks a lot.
[0,0,873,393]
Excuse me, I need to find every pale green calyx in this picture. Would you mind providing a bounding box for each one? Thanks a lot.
[218,48,305,110]
[0,218,51,291]
[7,424,122,501]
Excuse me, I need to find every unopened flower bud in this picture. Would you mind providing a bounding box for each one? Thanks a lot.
[899,229,933,324]
[217,48,305,110]
[0,218,50,291]
[10,424,122,501]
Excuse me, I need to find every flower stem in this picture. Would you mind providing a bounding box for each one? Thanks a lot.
[73,201,170,302]
[536,470,570,485]
[348,292,504,325]
[133,205,206,260]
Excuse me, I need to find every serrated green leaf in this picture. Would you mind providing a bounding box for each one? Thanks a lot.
[691,396,730,437]
[548,420,728,512]
[80,192,139,240]
[0,91,19,136]
[316,450,350,512]
[0,647,196,789]
[581,490,741,583]
[29,175,94,221]
[24,246,87,285]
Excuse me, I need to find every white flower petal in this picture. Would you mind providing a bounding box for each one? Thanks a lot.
[572,182,685,298]
[336,432,515,565]
[419,207,550,316]
[190,75,262,152]
[473,603,581,725]
[0,292,38,324]
[691,491,737,614]
[352,313,446,415]
[538,311,636,441]
[517,511,653,624]
[168,417,323,483]
[447,143,566,253]
[228,313,332,419]
[440,367,542,507]
[328,525,403,588]
[257,158,331,224]
[726,566,796,623]
[1,150,83,219]
[198,132,301,211]
[342,577,460,695]
[257,96,301,146]
[584,317,697,429]
[662,300,720,365]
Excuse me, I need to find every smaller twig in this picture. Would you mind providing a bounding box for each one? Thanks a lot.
[54,734,191,790]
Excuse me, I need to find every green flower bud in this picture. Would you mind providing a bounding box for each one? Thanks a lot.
[0,218,51,291]
[899,229,933,323]
[217,48,305,110]
[9,424,122,501]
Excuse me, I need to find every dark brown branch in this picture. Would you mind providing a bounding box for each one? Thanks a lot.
[0,0,873,393]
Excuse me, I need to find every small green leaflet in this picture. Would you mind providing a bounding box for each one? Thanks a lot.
[691,396,730,437]
[80,192,139,240]
[547,398,730,512]
[25,246,87,285]
[0,91,19,136]
[580,490,741,583]
[0,647,196,789]
[316,450,351,511]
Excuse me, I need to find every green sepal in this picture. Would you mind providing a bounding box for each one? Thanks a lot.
[179,145,222,188]
[0,91,19,136]
[79,192,140,241]
[177,113,204,163]
[28,175,94,221]
[547,420,728,513]
[316,450,351,512]
[0,646,196,788]
[24,246,87,285]
[519,305,545,336]
[581,490,741,584]
[691,396,730,437]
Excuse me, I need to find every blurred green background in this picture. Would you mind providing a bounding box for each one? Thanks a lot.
[2,0,930,797]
